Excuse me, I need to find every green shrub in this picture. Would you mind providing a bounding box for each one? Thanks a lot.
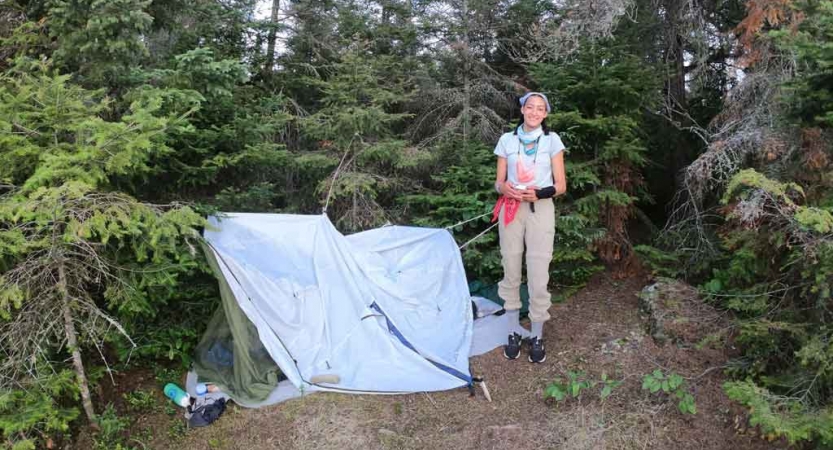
[725,380,833,445]
[642,369,696,415]
[0,371,79,450]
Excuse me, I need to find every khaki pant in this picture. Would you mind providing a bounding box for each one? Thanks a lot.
[497,198,555,323]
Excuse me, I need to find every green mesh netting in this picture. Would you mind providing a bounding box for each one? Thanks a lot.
[192,243,284,405]
[467,280,530,317]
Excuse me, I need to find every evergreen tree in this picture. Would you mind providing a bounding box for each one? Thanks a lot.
[697,3,833,444]
[7,0,830,445]
[531,42,659,274]
[48,0,153,88]
[0,60,203,431]
[298,46,417,230]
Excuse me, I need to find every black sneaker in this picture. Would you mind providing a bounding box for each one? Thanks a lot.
[503,332,522,360]
[528,337,546,363]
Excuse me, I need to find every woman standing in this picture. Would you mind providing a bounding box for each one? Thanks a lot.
[493,92,567,363]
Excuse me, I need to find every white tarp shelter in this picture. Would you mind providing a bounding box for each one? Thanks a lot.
[194,213,477,404]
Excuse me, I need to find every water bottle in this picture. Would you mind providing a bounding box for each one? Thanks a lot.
[163,383,191,408]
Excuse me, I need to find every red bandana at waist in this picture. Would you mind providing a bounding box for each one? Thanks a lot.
[492,196,520,225]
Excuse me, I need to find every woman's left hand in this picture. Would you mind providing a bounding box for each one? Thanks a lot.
[521,186,538,202]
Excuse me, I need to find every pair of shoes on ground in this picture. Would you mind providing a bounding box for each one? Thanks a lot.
[503,332,546,363]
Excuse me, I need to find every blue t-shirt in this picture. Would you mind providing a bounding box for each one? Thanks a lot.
[493,131,565,188]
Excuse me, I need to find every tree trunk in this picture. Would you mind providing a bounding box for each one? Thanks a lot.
[58,264,98,429]
[664,0,688,121]
[462,0,470,145]
[662,0,693,187]
[668,34,687,118]
[382,0,391,24]
[264,0,281,75]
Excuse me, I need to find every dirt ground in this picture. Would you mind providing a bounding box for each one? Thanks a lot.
[78,273,786,450]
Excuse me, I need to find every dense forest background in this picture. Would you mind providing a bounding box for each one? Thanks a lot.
[0,0,832,447]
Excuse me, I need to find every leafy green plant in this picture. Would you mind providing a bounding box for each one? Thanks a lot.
[0,371,79,450]
[724,380,833,446]
[153,365,183,388]
[167,416,188,440]
[642,369,696,414]
[94,404,136,450]
[545,371,589,402]
[634,245,683,278]
[599,372,622,401]
[125,321,202,368]
[123,390,157,412]
[544,371,622,404]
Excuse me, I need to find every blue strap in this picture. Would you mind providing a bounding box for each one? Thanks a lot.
[370,302,472,384]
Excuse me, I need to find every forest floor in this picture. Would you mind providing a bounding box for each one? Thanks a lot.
[77,273,786,450]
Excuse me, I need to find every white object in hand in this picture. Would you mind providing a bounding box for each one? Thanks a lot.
[514,184,527,191]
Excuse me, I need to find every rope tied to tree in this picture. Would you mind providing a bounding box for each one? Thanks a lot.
[444,211,497,250]
[458,222,498,250]
[324,150,496,249]
[444,211,491,230]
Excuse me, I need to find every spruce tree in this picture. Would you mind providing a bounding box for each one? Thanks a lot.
[531,42,659,275]
[0,60,203,432]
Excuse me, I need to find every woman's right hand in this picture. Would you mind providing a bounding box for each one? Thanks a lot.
[500,182,524,201]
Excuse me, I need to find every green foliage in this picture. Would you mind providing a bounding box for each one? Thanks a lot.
[119,52,259,197]
[725,380,833,445]
[49,0,153,86]
[599,372,623,401]
[574,189,635,216]
[722,168,804,206]
[214,182,280,212]
[93,404,140,450]
[288,46,420,231]
[544,371,622,405]
[166,416,188,440]
[642,369,696,415]
[122,389,158,413]
[402,141,500,281]
[795,206,833,233]
[0,55,205,434]
[634,245,684,278]
[773,1,833,128]
[551,212,605,291]
[0,371,80,450]
[0,59,195,191]
[170,48,249,102]
[702,167,833,444]
[124,317,202,367]
[300,50,412,145]
[544,371,594,403]
[153,365,184,392]
[531,42,658,267]
[0,0,779,445]
[94,404,129,448]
